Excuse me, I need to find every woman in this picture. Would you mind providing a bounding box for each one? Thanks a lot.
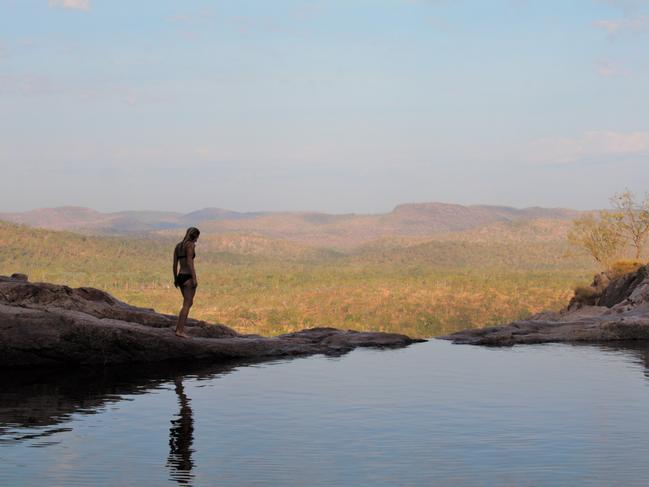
[173,227,200,338]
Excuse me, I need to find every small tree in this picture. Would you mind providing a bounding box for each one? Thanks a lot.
[610,190,649,260]
[568,211,623,268]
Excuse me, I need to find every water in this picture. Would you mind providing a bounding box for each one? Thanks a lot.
[3,340,649,486]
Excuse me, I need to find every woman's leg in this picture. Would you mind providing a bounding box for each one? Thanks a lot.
[176,282,196,337]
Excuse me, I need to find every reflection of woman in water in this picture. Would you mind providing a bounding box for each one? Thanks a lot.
[167,376,195,485]
[173,227,200,338]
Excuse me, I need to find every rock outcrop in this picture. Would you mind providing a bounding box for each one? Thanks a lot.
[0,275,423,368]
[443,264,649,346]
[566,264,647,310]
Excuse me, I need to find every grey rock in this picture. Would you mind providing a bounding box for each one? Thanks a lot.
[0,275,423,368]
[443,264,649,346]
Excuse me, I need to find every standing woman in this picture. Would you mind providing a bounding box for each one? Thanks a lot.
[173,227,200,338]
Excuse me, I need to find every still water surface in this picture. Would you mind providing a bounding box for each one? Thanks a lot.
[3,340,649,486]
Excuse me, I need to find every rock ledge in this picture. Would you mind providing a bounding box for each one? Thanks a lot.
[443,264,649,346]
[0,274,423,368]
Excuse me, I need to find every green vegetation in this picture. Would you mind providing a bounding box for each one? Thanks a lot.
[609,259,645,276]
[0,220,596,338]
[569,190,649,267]
[568,212,622,268]
[609,190,649,260]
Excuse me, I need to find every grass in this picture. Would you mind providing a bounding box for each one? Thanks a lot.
[0,220,596,338]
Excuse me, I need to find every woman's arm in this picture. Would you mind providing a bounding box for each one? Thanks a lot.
[172,248,179,287]
[187,242,197,287]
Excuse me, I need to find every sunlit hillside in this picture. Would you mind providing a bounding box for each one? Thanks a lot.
[0,219,596,338]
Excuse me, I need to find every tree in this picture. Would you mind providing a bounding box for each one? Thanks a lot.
[610,190,649,260]
[568,212,623,267]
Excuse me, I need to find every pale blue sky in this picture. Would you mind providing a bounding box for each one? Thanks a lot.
[1,0,648,213]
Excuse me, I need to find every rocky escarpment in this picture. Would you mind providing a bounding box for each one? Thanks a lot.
[0,274,423,368]
[443,264,649,346]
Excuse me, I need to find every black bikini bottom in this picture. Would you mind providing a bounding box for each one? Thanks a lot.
[175,273,193,287]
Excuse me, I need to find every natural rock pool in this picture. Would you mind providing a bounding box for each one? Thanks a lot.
[3,339,649,486]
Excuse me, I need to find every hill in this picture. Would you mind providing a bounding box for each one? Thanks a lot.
[0,219,595,338]
[430,218,574,243]
[0,202,581,248]
[0,207,261,234]
[157,203,581,248]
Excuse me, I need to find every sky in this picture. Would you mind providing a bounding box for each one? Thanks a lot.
[1,0,648,214]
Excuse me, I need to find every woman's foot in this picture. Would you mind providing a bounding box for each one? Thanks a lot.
[175,331,190,338]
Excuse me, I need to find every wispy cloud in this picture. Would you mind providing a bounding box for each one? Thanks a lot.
[77,83,166,106]
[291,1,323,22]
[48,0,90,12]
[0,73,155,106]
[527,131,649,165]
[231,15,303,36]
[593,15,649,37]
[425,16,451,32]
[595,59,630,77]
[168,8,215,25]
[594,0,647,13]
[167,9,215,42]
[0,73,58,96]
[402,0,451,5]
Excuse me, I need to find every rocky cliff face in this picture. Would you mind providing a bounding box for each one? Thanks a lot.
[567,266,649,310]
[0,274,422,368]
[443,264,649,346]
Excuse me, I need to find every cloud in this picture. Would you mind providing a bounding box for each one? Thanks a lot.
[0,73,153,106]
[231,15,300,36]
[0,73,58,96]
[77,83,164,106]
[527,131,649,165]
[168,8,215,25]
[167,9,215,42]
[595,59,631,77]
[291,1,323,22]
[48,0,90,12]
[425,16,451,32]
[593,16,649,36]
[594,0,648,12]
[402,0,451,5]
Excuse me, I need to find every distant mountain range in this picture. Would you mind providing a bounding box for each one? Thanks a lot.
[0,203,582,248]
[0,206,264,233]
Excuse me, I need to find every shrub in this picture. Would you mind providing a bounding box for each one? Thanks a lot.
[573,286,599,301]
[609,260,645,278]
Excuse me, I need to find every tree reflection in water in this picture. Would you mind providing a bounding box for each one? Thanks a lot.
[167,376,195,485]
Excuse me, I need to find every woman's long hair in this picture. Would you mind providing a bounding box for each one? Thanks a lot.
[176,227,200,257]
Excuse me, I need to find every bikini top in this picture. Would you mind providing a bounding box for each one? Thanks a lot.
[176,244,196,261]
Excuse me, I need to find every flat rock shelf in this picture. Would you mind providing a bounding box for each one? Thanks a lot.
[444,264,649,346]
[0,274,423,368]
